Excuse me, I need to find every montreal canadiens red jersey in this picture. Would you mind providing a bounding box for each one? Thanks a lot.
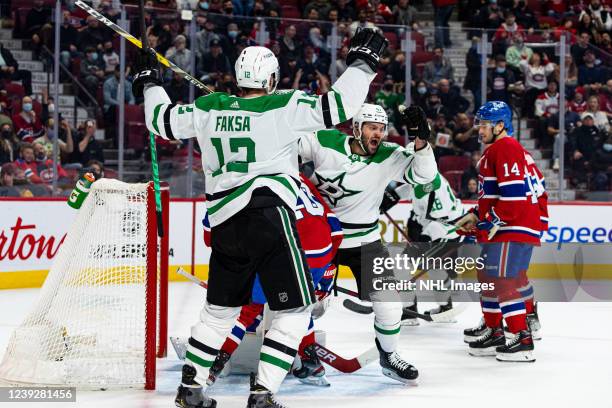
[203,174,343,269]
[478,136,548,244]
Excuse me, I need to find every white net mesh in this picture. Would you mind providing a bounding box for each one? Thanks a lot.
[0,179,155,389]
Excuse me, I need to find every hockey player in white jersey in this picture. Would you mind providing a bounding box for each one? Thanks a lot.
[381,172,470,325]
[132,28,388,408]
[298,103,437,383]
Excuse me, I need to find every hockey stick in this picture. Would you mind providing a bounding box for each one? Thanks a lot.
[136,0,164,238]
[177,267,379,373]
[74,0,213,94]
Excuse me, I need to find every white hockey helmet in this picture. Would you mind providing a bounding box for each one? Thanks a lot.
[235,46,280,94]
[352,103,388,137]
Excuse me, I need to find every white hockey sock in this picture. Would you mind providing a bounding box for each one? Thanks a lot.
[372,301,402,352]
[257,305,311,393]
[186,301,241,386]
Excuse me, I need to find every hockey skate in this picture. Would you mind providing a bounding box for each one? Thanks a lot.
[175,365,217,408]
[375,339,419,384]
[247,373,287,408]
[424,299,455,323]
[527,302,542,340]
[496,330,535,362]
[401,299,419,326]
[463,318,487,343]
[206,350,231,386]
[292,344,330,387]
[468,326,505,357]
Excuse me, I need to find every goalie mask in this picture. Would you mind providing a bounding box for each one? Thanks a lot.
[235,46,280,94]
[352,103,388,155]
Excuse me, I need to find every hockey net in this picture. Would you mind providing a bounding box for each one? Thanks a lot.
[0,179,169,390]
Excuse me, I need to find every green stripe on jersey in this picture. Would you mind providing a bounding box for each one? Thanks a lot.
[413,173,442,199]
[332,88,347,123]
[343,225,379,238]
[185,351,213,368]
[316,129,349,155]
[152,104,164,135]
[260,352,292,371]
[278,207,311,305]
[207,175,297,215]
[195,91,295,113]
[369,142,400,164]
[374,324,401,335]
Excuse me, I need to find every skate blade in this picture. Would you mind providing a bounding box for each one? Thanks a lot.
[496,350,536,362]
[401,319,420,327]
[531,329,542,341]
[382,368,418,385]
[297,375,331,387]
[468,347,497,357]
[427,314,456,323]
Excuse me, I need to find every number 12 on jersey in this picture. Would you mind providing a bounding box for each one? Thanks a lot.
[211,137,256,175]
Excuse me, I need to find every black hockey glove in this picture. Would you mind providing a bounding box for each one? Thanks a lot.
[380,185,401,214]
[399,105,431,141]
[346,27,388,72]
[132,48,163,99]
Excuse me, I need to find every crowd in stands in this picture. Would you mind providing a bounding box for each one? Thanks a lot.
[0,0,610,198]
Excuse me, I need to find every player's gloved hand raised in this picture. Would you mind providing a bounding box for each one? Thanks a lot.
[132,48,163,99]
[398,105,431,141]
[476,208,506,240]
[346,27,389,72]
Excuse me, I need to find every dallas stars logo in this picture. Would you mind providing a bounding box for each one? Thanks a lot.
[315,172,360,206]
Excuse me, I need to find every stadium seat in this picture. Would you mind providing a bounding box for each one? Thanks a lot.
[124,104,147,150]
[438,155,470,173]
[3,83,25,100]
[527,0,542,14]
[537,16,558,29]
[384,32,399,50]
[442,170,463,195]
[281,5,300,19]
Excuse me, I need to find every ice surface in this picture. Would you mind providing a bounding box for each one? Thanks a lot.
[0,281,610,408]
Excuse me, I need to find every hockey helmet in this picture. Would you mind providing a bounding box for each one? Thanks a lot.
[353,103,388,136]
[473,101,514,136]
[235,46,280,94]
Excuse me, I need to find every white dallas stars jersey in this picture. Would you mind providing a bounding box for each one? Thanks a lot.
[142,66,375,226]
[409,172,467,242]
[299,129,437,248]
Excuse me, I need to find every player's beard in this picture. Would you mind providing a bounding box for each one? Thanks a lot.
[364,135,381,155]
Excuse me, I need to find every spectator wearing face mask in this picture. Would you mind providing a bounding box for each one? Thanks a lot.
[413,81,430,111]
[29,141,69,185]
[424,89,449,120]
[219,23,242,62]
[375,76,404,133]
[101,41,120,75]
[12,96,43,142]
[33,118,74,161]
[80,47,105,99]
[488,54,517,103]
[0,123,18,165]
